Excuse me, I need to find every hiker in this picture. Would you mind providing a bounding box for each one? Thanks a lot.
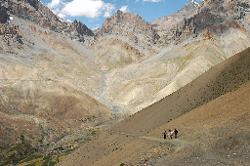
[163,130,167,139]
[174,128,179,139]
[167,129,173,139]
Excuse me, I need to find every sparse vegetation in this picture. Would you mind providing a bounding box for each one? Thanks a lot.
[0,0,250,165]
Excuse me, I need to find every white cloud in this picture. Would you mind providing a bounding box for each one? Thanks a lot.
[103,3,115,17]
[57,13,65,19]
[143,0,162,2]
[48,0,115,18]
[48,0,61,9]
[60,0,103,18]
[119,5,129,13]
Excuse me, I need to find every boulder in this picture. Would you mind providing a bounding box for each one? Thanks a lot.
[0,5,9,24]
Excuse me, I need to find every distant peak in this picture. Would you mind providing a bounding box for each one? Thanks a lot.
[71,20,94,36]
[102,9,146,28]
[114,10,142,19]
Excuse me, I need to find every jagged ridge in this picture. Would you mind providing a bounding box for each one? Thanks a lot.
[0,0,94,42]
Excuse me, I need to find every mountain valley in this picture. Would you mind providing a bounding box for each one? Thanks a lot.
[0,0,250,165]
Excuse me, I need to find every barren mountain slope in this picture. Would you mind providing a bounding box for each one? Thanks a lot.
[1,0,250,164]
[0,80,112,165]
[148,81,250,166]
[0,1,112,164]
[59,47,250,166]
[100,33,249,114]
[1,0,250,116]
[90,0,250,113]
[60,81,250,166]
[114,47,250,134]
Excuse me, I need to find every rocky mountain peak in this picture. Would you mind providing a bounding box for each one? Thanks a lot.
[1,0,62,29]
[154,0,249,45]
[70,20,94,37]
[101,10,153,34]
[181,0,249,35]
[152,0,199,31]
[0,0,94,43]
[99,10,159,48]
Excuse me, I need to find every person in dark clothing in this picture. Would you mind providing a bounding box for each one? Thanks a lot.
[163,130,167,139]
[174,129,178,139]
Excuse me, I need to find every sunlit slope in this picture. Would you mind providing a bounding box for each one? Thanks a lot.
[1,16,250,115]
[103,30,250,113]
[114,47,250,134]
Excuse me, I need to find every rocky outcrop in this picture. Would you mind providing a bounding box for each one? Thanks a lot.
[26,0,39,10]
[0,4,23,47]
[68,20,94,42]
[0,3,23,46]
[181,0,248,35]
[70,20,94,37]
[152,0,200,45]
[0,0,94,42]
[152,0,198,31]
[1,0,65,31]
[154,0,250,44]
[101,10,153,34]
[0,5,9,23]
[0,24,23,47]
[99,10,159,47]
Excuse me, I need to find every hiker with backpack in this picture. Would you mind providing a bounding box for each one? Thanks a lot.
[163,130,167,139]
[174,128,178,139]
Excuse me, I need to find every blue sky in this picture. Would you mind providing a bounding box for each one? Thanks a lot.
[42,0,193,29]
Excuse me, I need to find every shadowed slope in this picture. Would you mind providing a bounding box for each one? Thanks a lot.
[149,80,250,166]
[61,81,250,166]
[0,81,111,165]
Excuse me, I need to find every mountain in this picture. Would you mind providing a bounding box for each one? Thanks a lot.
[83,1,249,113]
[0,0,94,42]
[0,0,110,164]
[99,10,159,47]
[0,0,250,164]
[152,0,200,45]
[1,0,249,116]
[60,47,250,166]
[89,10,160,72]
[154,0,250,44]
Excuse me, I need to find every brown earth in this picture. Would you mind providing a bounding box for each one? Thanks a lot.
[0,81,112,165]
[59,48,250,165]
[0,1,250,165]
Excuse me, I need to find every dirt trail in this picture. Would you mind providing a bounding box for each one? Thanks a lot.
[109,131,188,145]
[140,136,190,149]
[140,136,164,142]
